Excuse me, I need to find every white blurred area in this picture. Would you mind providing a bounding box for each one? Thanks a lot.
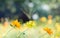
[28,3,34,8]
[41,4,50,11]
[32,14,39,20]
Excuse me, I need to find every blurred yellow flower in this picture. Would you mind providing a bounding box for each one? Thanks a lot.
[40,17,47,22]
[11,19,21,29]
[55,23,60,32]
[43,27,53,35]
[47,15,53,24]
[56,33,60,37]
[47,19,52,24]
[24,20,36,28]
[48,15,52,19]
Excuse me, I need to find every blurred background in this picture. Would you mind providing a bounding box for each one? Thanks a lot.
[0,0,60,22]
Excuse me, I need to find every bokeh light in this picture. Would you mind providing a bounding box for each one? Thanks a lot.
[41,4,50,11]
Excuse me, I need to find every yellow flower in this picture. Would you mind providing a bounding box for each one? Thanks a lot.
[55,23,60,32]
[43,27,53,35]
[56,33,60,37]
[47,19,52,25]
[47,15,52,24]
[40,17,47,22]
[48,15,52,19]
[11,19,21,29]
[24,20,36,28]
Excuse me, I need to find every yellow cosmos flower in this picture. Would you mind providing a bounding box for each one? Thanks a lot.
[11,19,21,29]
[43,27,53,35]
[24,20,36,28]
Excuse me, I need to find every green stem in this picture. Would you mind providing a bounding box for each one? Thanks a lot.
[2,27,13,37]
[17,29,28,38]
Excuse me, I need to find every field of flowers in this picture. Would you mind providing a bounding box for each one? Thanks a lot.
[0,16,60,38]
